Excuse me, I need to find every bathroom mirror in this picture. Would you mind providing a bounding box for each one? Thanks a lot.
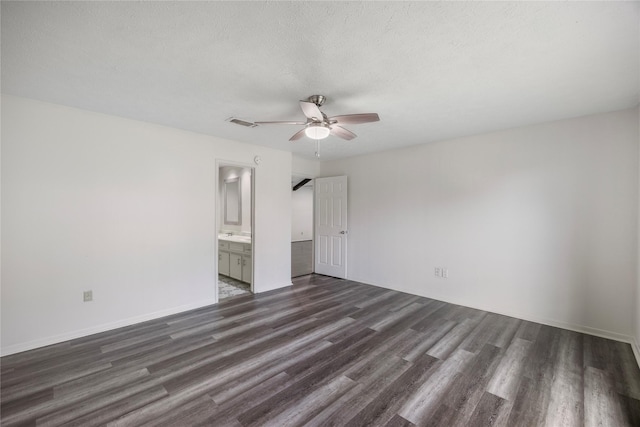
[224,177,241,225]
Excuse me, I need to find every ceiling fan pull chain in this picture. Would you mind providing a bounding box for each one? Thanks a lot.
[315,140,320,158]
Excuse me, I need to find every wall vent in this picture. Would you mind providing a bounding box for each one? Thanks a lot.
[227,118,257,128]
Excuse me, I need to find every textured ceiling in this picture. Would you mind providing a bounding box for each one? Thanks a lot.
[2,1,638,161]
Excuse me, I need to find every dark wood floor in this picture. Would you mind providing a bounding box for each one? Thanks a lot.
[2,274,640,426]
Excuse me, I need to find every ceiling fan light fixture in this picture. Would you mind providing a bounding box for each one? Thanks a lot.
[305,124,330,140]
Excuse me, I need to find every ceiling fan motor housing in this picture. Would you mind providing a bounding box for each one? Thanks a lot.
[307,95,326,107]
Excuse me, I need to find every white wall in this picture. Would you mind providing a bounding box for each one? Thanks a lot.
[292,155,321,178]
[636,106,640,359]
[292,186,313,242]
[291,154,318,242]
[321,108,639,341]
[1,95,292,355]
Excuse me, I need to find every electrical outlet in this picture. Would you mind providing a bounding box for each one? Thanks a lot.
[83,290,93,302]
[435,267,449,279]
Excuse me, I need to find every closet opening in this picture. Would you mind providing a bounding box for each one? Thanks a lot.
[291,175,314,278]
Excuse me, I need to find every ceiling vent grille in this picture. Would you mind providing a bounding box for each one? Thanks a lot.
[227,118,257,128]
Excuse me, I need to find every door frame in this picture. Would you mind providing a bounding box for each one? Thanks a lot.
[216,159,256,302]
[291,173,316,277]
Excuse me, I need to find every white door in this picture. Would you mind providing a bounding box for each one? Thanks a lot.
[315,176,348,279]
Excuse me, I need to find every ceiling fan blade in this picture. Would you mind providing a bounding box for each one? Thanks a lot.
[254,121,307,125]
[289,128,307,141]
[330,125,356,140]
[329,113,380,125]
[299,101,324,121]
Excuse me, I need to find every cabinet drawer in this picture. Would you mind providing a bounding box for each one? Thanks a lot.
[229,242,244,252]
[219,241,229,250]
[244,244,252,253]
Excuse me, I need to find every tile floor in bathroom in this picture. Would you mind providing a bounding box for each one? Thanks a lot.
[218,275,251,299]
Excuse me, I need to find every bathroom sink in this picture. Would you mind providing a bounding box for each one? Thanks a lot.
[218,234,251,244]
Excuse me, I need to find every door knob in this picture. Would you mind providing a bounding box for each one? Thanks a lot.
[339,230,348,234]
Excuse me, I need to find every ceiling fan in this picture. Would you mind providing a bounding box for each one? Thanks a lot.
[254,95,380,142]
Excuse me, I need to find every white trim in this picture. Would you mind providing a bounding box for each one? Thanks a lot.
[0,299,216,357]
[632,338,640,368]
[350,275,635,345]
[254,281,295,294]
[291,172,316,274]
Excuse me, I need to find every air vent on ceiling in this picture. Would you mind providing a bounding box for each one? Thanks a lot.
[227,118,257,128]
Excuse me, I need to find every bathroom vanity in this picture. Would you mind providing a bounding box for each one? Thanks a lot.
[218,235,252,284]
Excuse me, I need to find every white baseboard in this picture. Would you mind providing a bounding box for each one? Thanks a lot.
[255,281,294,294]
[0,299,217,357]
[350,275,634,346]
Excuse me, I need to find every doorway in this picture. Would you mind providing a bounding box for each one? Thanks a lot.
[217,164,254,300]
[291,175,314,277]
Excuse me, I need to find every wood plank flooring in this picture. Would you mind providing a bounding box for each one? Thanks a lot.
[2,274,640,426]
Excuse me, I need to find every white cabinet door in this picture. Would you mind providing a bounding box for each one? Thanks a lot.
[242,255,252,284]
[315,176,348,279]
[230,253,242,281]
[219,251,230,276]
